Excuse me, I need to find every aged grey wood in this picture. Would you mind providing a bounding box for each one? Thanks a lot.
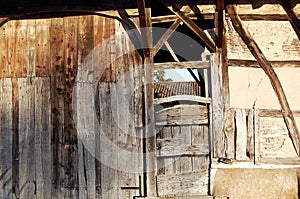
[154,95,211,105]
[247,109,255,161]
[235,109,248,160]
[254,109,261,165]
[18,78,35,199]
[222,109,235,159]
[157,170,208,196]
[153,61,210,70]
[210,54,226,157]
[35,77,51,199]
[155,105,208,126]
[157,138,209,157]
[0,78,13,198]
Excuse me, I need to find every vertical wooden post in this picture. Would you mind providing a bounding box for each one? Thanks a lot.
[138,0,157,197]
[254,109,261,165]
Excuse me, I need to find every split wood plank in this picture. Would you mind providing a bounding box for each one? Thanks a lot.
[0,78,13,199]
[155,105,209,126]
[191,125,210,172]
[247,109,255,161]
[178,126,193,173]
[63,16,79,198]
[157,138,209,157]
[12,78,20,199]
[7,21,16,78]
[254,109,261,165]
[153,61,210,70]
[27,19,36,77]
[0,22,8,77]
[14,20,27,77]
[235,108,248,160]
[166,6,216,53]
[223,108,235,159]
[77,15,96,199]
[35,77,51,199]
[36,19,50,77]
[157,170,208,196]
[227,4,300,156]
[50,17,65,199]
[18,78,35,199]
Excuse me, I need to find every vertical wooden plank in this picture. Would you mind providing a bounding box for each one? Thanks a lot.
[36,19,50,77]
[18,78,35,199]
[12,78,20,199]
[35,77,52,199]
[210,53,226,157]
[64,16,79,199]
[7,21,16,78]
[50,17,65,199]
[179,126,192,173]
[77,15,95,199]
[235,108,248,160]
[223,109,235,159]
[254,109,261,165]
[0,23,8,77]
[192,125,209,171]
[0,78,13,198]
[247,109,255,161]
[27,20,36,77]
[94,16,104,198]
[14,20,27,77]
[161,127,174,175]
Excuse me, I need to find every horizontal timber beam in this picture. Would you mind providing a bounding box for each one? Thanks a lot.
[227,4,300,156]
[153,61,210,70]
[228,59,300,68]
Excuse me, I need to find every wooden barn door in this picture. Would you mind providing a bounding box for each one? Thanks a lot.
[153,62,212,197]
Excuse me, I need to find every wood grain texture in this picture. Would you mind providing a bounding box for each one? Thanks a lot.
[18,78,35,199]
[35,78,51,199]
[157,170,208,196]
[235,109,248,160]
[155,105,208,126]
[36,19,50,77]
[0,78,13,198]
[153,61,210,70]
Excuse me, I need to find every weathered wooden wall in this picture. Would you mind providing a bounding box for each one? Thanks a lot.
[0,16,144,199]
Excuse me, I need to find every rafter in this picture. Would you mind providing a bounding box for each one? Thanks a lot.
[152,6,190,57]
[166,5,216,53]
[227,4,300,156]
[280,0,300,40]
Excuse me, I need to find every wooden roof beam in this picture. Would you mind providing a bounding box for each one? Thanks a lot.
[227,4,300,156]
[166,5,216,53]
[280,0,300,40]
[152,7,191,57]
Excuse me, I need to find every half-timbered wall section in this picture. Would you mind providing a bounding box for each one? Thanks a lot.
[224,4,300,164]
[0,16,144,199]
